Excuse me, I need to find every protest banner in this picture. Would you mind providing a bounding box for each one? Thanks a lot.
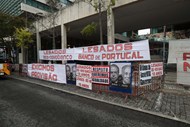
[151,62,163,77]
[109,62,132,93]
[28,64,66,84]
[177,52,190,86]
[92,66,110,85]
[76,64,92,90]
[39,40,150,62]
[39,48,74,61]
[168,39,190,63]
[139,64,152,85]
[66,63,76,85]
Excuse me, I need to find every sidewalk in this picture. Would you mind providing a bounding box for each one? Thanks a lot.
[9,72,190,124]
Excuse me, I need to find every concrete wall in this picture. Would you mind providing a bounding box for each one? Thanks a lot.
[37,0,139,32]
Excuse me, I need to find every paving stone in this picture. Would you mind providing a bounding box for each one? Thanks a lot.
[10,72,190,122]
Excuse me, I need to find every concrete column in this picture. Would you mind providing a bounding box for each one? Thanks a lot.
[19,47,24,64]
[61,24,67,64]
[107,7,115,44]
[36,21,41,63]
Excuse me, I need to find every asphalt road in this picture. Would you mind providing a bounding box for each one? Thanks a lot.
[0,78,188,127]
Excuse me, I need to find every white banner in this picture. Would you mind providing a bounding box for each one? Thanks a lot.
[110,62,132,88]
[66,63,76,84]
[151,62,163,77]
[28,64,66,84]
[0,64,3,69]
[76,64,92,90]
[168,39,190,63]
[22,64,28,74]
[177,52,190,86]
[139,64,152,85]
[39,40,150,61]
[92,66,110,85]
[39,48,74,61]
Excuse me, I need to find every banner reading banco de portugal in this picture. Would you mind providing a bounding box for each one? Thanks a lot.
[39,40,150,61]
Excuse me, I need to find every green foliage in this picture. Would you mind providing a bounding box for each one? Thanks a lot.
[110,0,116,6]
[84,0,116,12]
[81,22,97,36]
[14,28,33,48]
[0,12,26,39]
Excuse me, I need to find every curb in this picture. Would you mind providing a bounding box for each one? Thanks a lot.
[10,76,190,125]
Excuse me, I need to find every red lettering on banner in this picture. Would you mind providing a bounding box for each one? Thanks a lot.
[76,77,85,81]
[94,46,98,52]
[124,43,132,50]
[31,72,57,81]
[131,51,143,59]
[82,43,133,53]
[100,45,106,52]
[102,51,143,60]
[88,47,93,52]
[137,51,143,58]
[82,48,86,53]
[151,63,163,67]
[126,52,131,59]
[132,52,137,59]
[107,45,114,52]
[183,53,190,60]
[115,44,122,51]
[81,84,89,88]
[78,54,94,60]
[32,64,54,71]
[43,50,66,54]
[183,62,190,72]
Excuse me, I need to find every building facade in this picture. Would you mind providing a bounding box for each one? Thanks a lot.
[1,0,190,63]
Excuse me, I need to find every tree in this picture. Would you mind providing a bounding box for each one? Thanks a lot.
[36,0,61,49]
[79,0,116,44]
[15,28,33,48]
[14,28,33,63]
[0,12,26,44]
[0,12,28,63]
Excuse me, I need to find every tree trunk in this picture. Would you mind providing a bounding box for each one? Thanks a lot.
[21,46,25,64]
[99,0,103,45]
[52,27,56,49]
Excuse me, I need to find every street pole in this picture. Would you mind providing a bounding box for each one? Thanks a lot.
[163,25,166,83]
[163,26,166,64]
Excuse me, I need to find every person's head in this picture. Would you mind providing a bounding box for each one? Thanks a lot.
[72,65,76,79]
[66,65,71,78]
[122,65,131,84]
[110,64,119,82]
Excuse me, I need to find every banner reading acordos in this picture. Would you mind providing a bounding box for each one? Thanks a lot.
[76,64,92,90]
[39,40,150,61]
[151,62,163,77]
[28,64,66,84]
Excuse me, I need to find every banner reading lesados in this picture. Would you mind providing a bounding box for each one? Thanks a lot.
[92,66,110,85]
[39,40,150,61]
[39,48,74,61]
[76,64,92,90]
[74,40,150,61]
[28,64,66,84]
[151,62,163,77]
